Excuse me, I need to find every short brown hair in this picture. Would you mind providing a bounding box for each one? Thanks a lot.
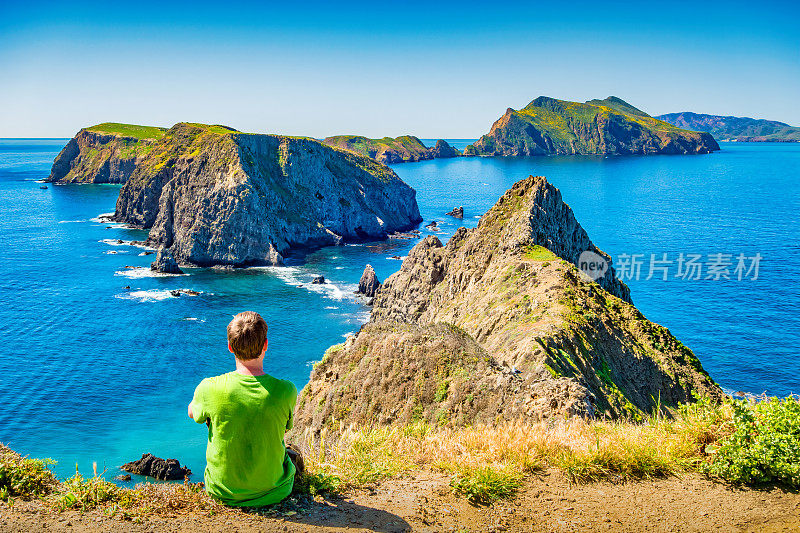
[227,311,268,360]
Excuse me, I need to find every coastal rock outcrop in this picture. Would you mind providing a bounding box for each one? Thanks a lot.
[446,206,464,218]
[150,248,183,274]
[322,136,461,163]
[294,176,721,434]
[68,122,424,267]
[47,123,166,184]
[465,96,720,156]
[121,453,191,480]
[357,264,381,297]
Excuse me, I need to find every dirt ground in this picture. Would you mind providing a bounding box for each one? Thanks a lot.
[2,469,798,532]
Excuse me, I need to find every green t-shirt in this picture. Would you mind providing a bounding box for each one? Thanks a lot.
[189,371,298,507]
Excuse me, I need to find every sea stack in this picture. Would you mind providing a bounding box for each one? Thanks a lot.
[294,176,721,434]
[150,248,183,274]
[358,264,381,297]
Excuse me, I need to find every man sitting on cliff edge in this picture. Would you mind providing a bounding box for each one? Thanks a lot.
[188,311,300,506]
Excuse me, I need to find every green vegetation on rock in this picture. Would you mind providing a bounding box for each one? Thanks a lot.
[470,96,720,156]
[85,123,167,140]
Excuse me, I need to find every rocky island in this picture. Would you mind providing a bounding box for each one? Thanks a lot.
[50,122,422,266]
[657,111,800,142]
[322,135,460,163]
[295,176,721,433]
[464,96,720,156]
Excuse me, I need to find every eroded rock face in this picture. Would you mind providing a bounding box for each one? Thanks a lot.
[295,176,721,434]
[465,96,720,157]
[150,248,183,274]
[358,264,381,297]
[99,123,422,267]
[121,453,191,480]
[47,129,162,184]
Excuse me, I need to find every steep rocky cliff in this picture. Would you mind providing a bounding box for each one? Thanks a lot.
[295,176,721,433]
[322,135,461,163]
[88,122,423,266]
[47,123,167,183]
[657,112,800,142]
[465,96,720,156]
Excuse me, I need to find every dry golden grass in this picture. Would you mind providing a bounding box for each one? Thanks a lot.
[297,398,732,502]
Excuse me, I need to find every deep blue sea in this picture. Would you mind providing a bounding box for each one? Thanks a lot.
[1,139,798,480]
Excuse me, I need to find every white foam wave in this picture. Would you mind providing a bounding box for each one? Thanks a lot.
[99,239,156,251]
[387,256,407,260]
[325,306,339,310]
[250,266,360,303]
[58,219,88,224]
[106,250,128,255]
[114,267,186,279]
[115,289,176,302]
[90,212,115,223]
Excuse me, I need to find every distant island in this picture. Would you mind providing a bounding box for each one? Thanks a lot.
[464,96,720,156]
[322,135,460,163]
[47,122,422,267]
[657,112,800,142]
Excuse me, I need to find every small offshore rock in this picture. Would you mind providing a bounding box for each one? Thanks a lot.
[121,453,191,480]
[311,275,326,284]
[170,290,181,297]
[150,248,184,274]
[113,474,131,482]
[430,139,461,159]
[446,206,464,218]
[358,264,381,298]
[425,221,440,231]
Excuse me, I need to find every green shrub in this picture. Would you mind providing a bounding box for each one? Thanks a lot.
[54,473,125,511]
[0,446,57,501]
[704,396,800,487]
[449,466,521,505]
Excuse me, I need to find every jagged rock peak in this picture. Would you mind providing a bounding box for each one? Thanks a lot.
[478,175,630,302]
[358,264,381,297]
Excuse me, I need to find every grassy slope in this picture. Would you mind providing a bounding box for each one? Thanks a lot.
[517,96,687,138]
[85,123,168,139]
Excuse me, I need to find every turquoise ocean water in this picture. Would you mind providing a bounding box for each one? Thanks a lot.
[0,139,797,480]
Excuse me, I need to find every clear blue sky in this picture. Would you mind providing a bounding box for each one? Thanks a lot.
[1,0,798,138]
